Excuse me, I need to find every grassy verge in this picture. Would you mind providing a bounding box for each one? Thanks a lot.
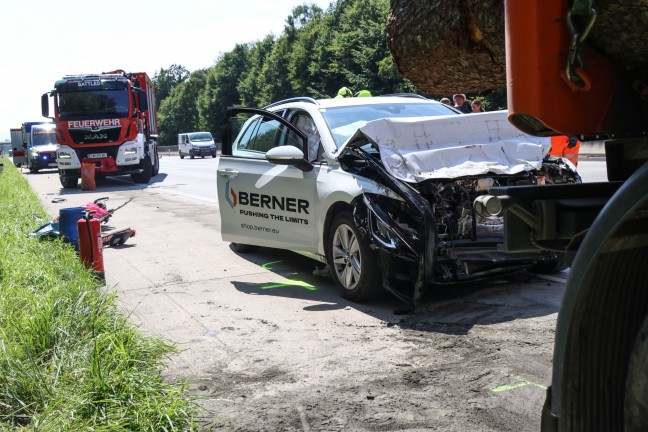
[0,158,197,430]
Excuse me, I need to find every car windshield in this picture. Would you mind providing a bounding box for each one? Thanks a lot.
[188,132,213,142]
[31,129,57,146]
[320,102,458,146]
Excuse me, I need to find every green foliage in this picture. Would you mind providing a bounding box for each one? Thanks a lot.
[0,161,197,430]
[157,69,208,146]
[197,44,252,140]
[156,0,419,143]
[153,64,190,110]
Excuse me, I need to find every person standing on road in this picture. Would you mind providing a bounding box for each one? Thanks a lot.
[549,135,581,167]
[453,94,472,113]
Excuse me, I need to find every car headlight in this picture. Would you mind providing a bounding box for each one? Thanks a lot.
[372,214,397,248]
[31,149,40,157]
[124,147,137,155]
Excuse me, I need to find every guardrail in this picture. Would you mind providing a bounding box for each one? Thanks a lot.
[157,144,223,157]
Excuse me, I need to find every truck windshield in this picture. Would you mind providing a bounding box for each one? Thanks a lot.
[57,89,130,119]
[188,132,213,142]
[31,130,57,146]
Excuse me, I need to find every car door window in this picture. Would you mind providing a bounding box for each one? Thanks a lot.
[232,113,304,159]
[290,112,322,162]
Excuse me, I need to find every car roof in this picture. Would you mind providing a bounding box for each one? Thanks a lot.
[264,95,449,111]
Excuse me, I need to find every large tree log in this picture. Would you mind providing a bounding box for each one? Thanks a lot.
[386,0,506,95]
[386,0,648,96]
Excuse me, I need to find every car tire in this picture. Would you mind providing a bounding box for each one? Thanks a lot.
[201,154,205,158]
[60,175,78,189]
[179,150,184,159]
[326,212,381,301]
[212,152,217,158]
[231,243,259,253]
[131,153,153,184]
[190,150,195,159]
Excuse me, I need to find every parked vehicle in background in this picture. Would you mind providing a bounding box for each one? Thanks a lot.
[0,142,10,157]
[41,69,159,188]
[25,123,58,173]
[178,132,217,159]
[217,96,580,306]
[9,128,25,166]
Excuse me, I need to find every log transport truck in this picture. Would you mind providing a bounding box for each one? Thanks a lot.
[471,1,648,430]
[41,70,159,188]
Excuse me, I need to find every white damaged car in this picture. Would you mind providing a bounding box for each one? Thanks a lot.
[216,96,580,306]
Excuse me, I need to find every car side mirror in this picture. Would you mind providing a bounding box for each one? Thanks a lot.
[266,146,313,172]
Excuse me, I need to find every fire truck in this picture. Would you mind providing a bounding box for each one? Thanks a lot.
[41,70,159,188]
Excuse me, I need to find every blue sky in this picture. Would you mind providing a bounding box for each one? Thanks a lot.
[0,0,331,142]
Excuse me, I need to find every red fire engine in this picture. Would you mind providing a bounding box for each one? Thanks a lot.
[42,70,159,188]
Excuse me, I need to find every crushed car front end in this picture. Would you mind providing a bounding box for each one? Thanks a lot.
[337,112,581,305]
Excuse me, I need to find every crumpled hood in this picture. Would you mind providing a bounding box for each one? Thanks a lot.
[340,110,551,182]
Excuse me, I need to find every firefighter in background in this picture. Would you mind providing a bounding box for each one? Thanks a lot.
[335,87,354,98]
[549,134,581,167]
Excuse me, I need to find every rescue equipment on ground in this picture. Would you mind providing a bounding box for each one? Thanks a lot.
[59,206,85,248]
[78,210,105,281]
[31,198,136,248]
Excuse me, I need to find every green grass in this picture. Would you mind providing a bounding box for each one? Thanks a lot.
[0,158,197,430]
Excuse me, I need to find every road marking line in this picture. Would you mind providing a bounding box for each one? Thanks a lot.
[490,374,547,393]
[261,260,283,270]
[262,280,317,291]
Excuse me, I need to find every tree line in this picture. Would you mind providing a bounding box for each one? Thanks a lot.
[152,0,504,146]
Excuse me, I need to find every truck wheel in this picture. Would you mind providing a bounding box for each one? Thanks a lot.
[625,314,648,431]
[190,150,195,159]
[131,155,152,184]
[152,148,160,176]
[179,150,184,159]
[29,166,39,174]
[201,154,205,158]
[60,175,78,189]
[326,212,381,301]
